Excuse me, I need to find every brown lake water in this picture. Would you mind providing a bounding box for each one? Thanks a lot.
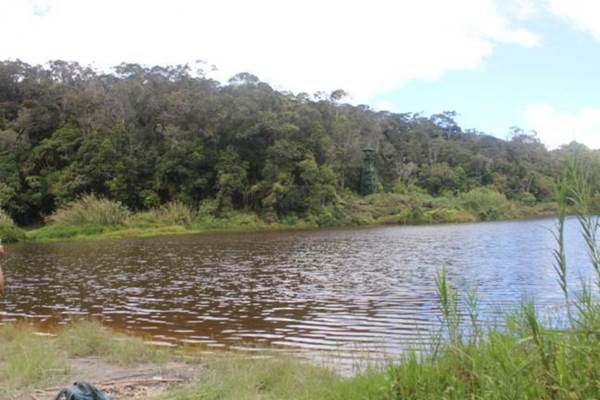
[0,217,593,367]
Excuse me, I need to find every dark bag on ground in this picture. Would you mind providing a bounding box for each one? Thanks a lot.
[53,382,112,400]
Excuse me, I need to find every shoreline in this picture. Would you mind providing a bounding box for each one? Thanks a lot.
[19,207,560,244]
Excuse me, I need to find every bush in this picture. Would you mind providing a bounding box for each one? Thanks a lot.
[197,198,219,219]
[156,201,196,226]
[391,180,426,195]
[0,210,26,243]
[459,187,512,221]
[309,205,348,227]
[48,194,131,226]
[519,191,537,207]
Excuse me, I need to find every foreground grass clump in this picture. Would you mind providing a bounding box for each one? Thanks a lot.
[0,321,386,399]
[58,320,169,365]
[386,284,600,399]
[0,320,172,395]
[147,357,386,400]
[0,324,69,392]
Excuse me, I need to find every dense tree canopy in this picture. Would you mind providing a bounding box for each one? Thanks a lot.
[0,60,597,225]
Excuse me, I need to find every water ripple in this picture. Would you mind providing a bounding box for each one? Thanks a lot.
[0,217,592,366]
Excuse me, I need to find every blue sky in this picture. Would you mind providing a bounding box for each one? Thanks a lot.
[372,11,600,146]
[1,0,599,149]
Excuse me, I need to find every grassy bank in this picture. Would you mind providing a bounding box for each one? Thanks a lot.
[12,189,559,243]
[0,320,171,397]
[0,321,386,400]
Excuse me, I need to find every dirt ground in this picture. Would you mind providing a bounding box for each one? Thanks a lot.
[30,357,201,400]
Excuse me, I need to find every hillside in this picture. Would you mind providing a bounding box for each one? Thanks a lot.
[0,60,597,227]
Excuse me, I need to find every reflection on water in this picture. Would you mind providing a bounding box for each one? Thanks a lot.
[0,217,592,366]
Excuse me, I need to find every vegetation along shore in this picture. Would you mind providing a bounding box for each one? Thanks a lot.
[1,191,559,243]
[1,60,599,242]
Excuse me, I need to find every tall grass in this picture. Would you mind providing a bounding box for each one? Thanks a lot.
[0,325,69,393]
[147,357,387,400]
[48,194,131,226]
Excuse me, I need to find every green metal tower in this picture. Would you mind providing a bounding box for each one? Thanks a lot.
[360,146,377,195]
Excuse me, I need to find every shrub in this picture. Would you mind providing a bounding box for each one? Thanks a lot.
[48,194,131,226]
[391,180,427,195]
[0,210,26,243]
[197,198,219,219]
[519,191,537,207]
[156,201,196,226]
[310,205,348,227]
[459,187,512,221]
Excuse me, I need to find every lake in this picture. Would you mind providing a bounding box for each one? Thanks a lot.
[0,217,593,368]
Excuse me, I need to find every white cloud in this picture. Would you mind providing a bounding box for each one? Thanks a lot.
[524,104,600,149]
[500,0,541,20]
[0,0,539,101]
[547,0,600,40]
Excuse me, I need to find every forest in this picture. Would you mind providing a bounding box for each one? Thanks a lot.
[0,60,598,232]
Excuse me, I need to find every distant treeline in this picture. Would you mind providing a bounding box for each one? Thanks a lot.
[0,60,597,225]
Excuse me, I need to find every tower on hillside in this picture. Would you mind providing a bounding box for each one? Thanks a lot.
[360,146,377,195]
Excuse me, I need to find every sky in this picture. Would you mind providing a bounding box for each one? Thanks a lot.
[0,0,599,149]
